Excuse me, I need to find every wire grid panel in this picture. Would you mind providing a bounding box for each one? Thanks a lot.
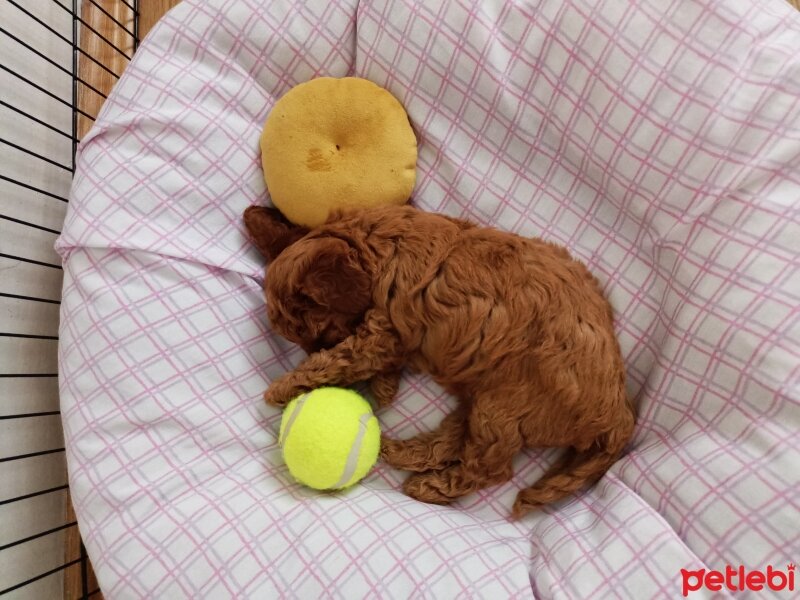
[0,1,138,597]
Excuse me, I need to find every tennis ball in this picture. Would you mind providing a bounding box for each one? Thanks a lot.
[261,77,417,227]
[279,387,380,490]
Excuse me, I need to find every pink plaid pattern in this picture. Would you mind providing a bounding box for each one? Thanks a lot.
[57,0,800,597]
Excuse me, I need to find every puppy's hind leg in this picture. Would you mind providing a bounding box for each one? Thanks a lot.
[403,390,524,504]
[381,405,467,472]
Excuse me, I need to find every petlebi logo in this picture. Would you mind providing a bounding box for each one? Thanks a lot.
[681,563,795,596]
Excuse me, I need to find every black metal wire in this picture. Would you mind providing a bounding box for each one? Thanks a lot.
[0,292,61,304]
[0,522,78,553]
[0,138,72,172]
[0,333,59,342]
[0,174,70,203]
[0,252,63,270]
[0,411,61,420]
[0,213,62,234]
[80,541,90,599]
[117,0,139,16]
[0,447,65,462]
[0,332,58,340]
[0,484,69,507]
[0,374,59,378]
[133,0,140,51]
[72,0,79,174]
[0,558,83,596]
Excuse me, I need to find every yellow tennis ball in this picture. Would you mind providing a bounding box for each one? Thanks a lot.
[279,387,380,490]
[261,77,417,227]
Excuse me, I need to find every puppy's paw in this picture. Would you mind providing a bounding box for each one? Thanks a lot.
[402,471,454,505]
[370,371,401,408]
[403,465,478,505]
[381,437,427,472]
[263,386,290,408]
[263,377,306,408]
[381,437,456,472]
[511,491,546,520]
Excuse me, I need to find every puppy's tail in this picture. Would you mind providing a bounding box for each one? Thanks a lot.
[512,409,635,519]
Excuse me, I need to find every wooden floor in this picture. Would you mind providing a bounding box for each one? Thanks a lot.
[64,5,181,600]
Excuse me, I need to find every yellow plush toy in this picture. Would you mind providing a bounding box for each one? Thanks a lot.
[260,77,417,227]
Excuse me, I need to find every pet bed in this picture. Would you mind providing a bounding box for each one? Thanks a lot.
[57,0,800,597]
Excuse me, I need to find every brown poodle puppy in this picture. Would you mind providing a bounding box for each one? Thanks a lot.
[244,205,635,517]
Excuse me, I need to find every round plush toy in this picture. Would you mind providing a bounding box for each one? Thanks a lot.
[279,387,380,490]
[261,77,417,227]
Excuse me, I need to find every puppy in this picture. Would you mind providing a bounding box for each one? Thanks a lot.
[244,204,635,517]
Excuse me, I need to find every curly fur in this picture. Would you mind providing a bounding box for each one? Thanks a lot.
[244,204,635,517]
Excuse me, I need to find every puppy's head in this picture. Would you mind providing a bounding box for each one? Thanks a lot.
[243,206,371,353]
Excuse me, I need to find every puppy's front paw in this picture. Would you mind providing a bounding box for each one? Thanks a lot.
[370,371,401,408]
[263,377,306,408]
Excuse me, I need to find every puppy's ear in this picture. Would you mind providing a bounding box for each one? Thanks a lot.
[243,206,309,261]
[302,238,371,317]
